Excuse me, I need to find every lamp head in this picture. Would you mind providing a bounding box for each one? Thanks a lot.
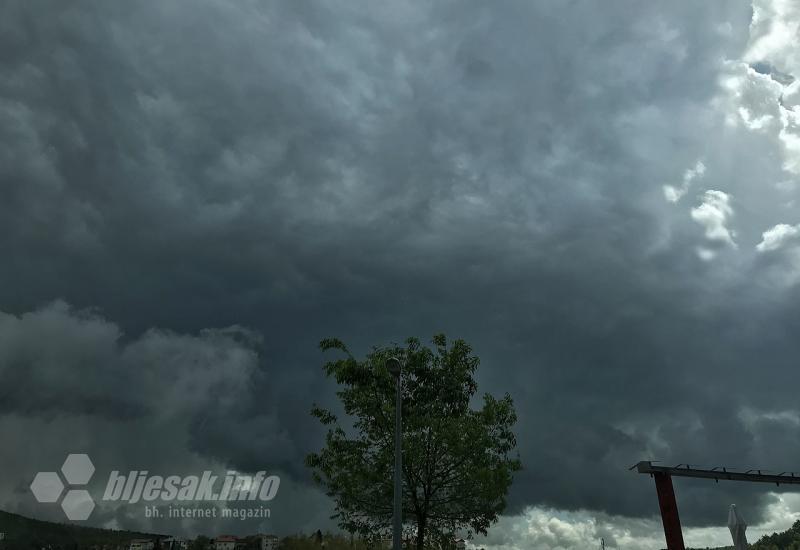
[386,357,402,377]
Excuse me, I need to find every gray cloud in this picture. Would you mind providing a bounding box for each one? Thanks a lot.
[2,0,800,545]
[0,301,326,535]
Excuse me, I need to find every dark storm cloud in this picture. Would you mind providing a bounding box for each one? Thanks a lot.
[2,0,800,543]
[0,301,335,536]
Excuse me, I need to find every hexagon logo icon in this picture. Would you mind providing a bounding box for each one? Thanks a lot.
[61,454,95,485]
[30,472,64,503]
[61,489,95,521]
[31,454,96,521]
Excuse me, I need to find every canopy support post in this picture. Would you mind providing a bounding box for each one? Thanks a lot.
[654,472,685,550]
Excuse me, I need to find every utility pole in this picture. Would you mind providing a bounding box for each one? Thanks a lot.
[386,357,403,550]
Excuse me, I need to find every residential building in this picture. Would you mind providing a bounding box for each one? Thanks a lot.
[162,538,188,550]
[259,535,279,550]
[129,540,154,550]
[215,536,238,550]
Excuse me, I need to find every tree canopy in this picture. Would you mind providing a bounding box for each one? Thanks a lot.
[751,519,800,550]
[306,335,521,550]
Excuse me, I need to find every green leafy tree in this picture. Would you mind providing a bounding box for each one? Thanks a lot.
[751,519,800,550]
[190,536,211,550]
[306,335,521,550]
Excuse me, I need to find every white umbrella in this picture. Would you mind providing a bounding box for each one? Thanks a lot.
[728,504,748,550]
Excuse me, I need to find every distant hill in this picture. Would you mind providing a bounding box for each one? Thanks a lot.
[0,509,162,550]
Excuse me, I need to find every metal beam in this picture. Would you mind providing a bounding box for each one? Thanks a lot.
[653,473,685,550]
[633,461,800,486]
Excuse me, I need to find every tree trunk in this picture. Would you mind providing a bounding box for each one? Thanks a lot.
[415,517,427,550]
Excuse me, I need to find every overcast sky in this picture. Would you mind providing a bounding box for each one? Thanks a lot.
[2,0,800,548]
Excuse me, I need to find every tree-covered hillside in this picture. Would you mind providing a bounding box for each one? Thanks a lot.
[0,509,160,550]
[751,519,800,550]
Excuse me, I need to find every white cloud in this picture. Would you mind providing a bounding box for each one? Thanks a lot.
[691,190,737,247]
[697,247,717,261]
[472,499,800,550]
[754,223,800,286]
[745,0,800,71]
[474,507,660,550]
[756,222,800,251]
[719,0,800,174]
[663,159,706,203]
[780,104,800,174]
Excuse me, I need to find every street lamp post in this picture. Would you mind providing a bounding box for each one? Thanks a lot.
[386,357,403,550]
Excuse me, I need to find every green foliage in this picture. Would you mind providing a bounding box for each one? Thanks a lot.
[675,520,800,550]
[190,536,212,550]
[306,335,521,550]
[752,519,800,549]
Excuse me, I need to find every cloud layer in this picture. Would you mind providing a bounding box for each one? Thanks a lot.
[2,0,800,547]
